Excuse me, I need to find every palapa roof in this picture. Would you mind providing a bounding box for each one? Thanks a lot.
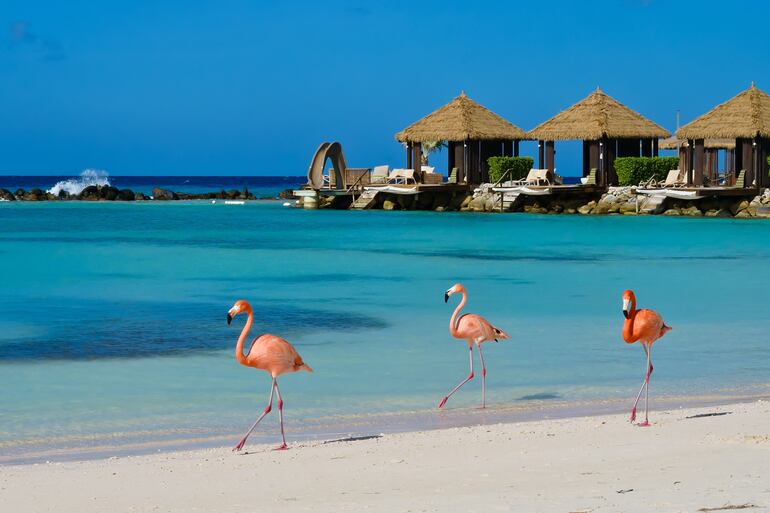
[658,137,735,150]
[528,88,669,141]
[676,84,770,140]
[395,92,527,142]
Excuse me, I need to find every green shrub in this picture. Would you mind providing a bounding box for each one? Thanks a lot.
[615,157,680,186]
[487,156,535,183]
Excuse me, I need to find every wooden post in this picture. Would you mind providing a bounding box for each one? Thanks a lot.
[641,138,652,157]
[412,142,422,183]
[545,141,555,173]
[454,141,466,183]
[503,140,513,157]
[406,143,412,169]
[653,138,659,157]
[606,138,617,185]
[513,140,520,157]
[740,138,753,187]
[447,141,456,173]
[693,139,705,186]
[588,140,599,177]
[582,141,590,176]
[598,138,606,186]
[538,140,544,169]
[467,140,480,184]
[760,137,770,187]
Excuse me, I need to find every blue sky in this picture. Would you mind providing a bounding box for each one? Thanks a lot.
[2,0,770,176]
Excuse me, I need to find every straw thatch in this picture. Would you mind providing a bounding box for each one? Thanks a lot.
[528,88,670,141]
[658,137,735,150]
[395,93,527,142]
[676,84,770,140]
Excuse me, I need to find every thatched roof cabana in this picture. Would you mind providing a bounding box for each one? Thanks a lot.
[675,84,770,188]
[529,88,669,141]
[396,93,527,184]
[527,88,669,186]
[676,84,770,140]
[396,92,526,142]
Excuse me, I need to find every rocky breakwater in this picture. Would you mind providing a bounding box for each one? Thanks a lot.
[578,186,770,218]
[0,185,260,202]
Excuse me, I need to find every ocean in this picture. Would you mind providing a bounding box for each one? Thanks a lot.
[2,174,770,463]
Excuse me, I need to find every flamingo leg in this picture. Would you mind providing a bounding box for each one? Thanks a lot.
[641,344,653,427]
[477,342,487,409]
[438,346,474,409]
[233,378,275,452]
[273,380,288,450]
[630,344,652,426]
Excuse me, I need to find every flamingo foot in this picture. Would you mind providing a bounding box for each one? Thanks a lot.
[630,407,637,423]
[438,397,448,409]
[273,443,289,451]
[233,438,247,452]
[636,421,651,427]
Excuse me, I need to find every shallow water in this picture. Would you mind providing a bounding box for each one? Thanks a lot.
[2,201,770,462]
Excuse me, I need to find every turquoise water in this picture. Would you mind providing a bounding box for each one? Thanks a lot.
[2,201,770,461]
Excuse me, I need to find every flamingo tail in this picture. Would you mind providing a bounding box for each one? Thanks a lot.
[300,363,313,372]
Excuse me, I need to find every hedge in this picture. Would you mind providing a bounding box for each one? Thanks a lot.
[615,157,680,186]
[487,156,535,183]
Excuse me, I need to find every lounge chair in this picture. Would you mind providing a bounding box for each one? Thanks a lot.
[581,168,597,185]
[370,165,389,184]
[421,166,436,174]
[660,169,686,188]
[387,169,417,184]
[512,169,540,186]
[733,169,746,187]
[447,167,458,184]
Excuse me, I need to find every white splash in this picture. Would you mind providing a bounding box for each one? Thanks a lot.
[48,169,111,196]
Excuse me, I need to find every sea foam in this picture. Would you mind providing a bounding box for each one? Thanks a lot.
[47,169,110,196]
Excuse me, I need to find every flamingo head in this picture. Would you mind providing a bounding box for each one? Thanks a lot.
[444,283,465,303]
[227,300,251,325]
[622,289,635,319]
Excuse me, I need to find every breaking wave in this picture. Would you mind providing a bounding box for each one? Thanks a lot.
[48,169,110,196]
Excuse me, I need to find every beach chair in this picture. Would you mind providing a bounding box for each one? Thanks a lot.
[534,169,553,186]
[581,168,597,185]
[660,169,686,188]
[370,165,389,184]
[447,167,458,184]
[512,168,540,186]
[387,169,417,185]
[421,166,435,174]
[734,169,746,187]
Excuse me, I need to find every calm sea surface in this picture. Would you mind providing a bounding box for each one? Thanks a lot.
[2,184,770,462]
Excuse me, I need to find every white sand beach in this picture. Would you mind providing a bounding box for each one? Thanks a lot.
[2,400,769,513]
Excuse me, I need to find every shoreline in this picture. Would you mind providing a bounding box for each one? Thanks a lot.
[4,385,769,466]
[3,399,769,512]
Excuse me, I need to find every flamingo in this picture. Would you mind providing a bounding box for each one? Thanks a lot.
[439,283,510,409]
[227,299,312,451]
[622,289,672,427]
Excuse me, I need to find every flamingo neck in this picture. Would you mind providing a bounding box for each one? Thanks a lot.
[622,295,637,342]
[449,291,467,338]
[235,309,253,365]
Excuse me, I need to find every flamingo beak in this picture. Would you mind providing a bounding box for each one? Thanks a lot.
[227,313,233,325]
[444,291,450,303]
[622,299,630,319]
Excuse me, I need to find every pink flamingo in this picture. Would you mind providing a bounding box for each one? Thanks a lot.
[622,290,672,427]
[227,299,313,451]
[439,283,510,409]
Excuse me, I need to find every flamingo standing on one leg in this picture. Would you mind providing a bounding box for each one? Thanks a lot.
[622,289,672,427]
[438,283,510,409]
[227,299,313,451]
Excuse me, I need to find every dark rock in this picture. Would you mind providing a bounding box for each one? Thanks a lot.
[23,188,47,201]
[226,189,240,199]
[152,187,178,200]
[118,189,135,201]
[57,189,71,200]
[14,188,25,199]
[0,188,15,201]
[278,189,296,200]
[134,192,147,201]
[100,186,120,200]
[79,185,101,200]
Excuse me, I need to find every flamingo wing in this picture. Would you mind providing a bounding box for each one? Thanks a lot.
[457,314,508,343]
[633,309,669,343]
[247,334,311,374]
